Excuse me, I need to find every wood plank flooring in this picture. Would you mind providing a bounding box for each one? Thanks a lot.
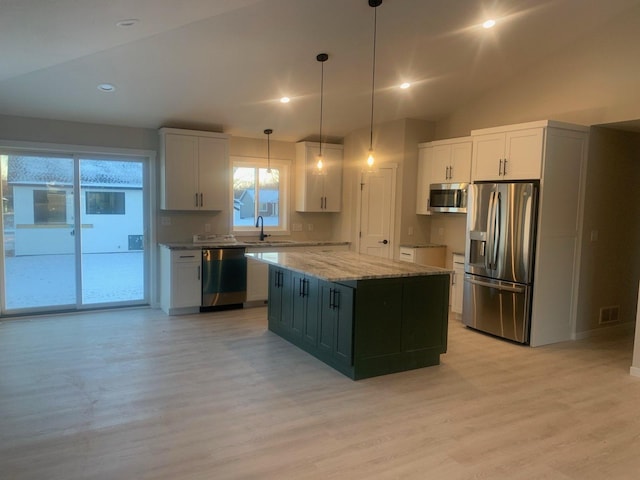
[1,307,639,479]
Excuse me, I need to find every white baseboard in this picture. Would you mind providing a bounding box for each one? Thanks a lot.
[630,366,640,378]
[573,321,635,340]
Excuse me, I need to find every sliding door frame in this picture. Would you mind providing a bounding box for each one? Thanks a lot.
[0,139,157,316]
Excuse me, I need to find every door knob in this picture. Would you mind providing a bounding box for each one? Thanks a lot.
[378,239,388,244]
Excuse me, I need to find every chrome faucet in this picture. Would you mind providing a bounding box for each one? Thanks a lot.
[255,215,270,241]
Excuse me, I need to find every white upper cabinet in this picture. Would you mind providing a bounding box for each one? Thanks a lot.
[472,126,544,181]
[416,137,471,215]
[416,143,433,215]
[159,128,230,211]
[430,137,472,184]
[295,142,343,212]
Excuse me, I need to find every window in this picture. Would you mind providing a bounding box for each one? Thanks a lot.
[86,191,125,215]
[232,156,289,233]
[33,189,67,224]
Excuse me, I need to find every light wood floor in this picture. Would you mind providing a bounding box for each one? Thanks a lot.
[1,307,639,479]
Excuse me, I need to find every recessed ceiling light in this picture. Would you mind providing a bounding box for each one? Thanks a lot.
[116,19,139,28]
[482,19,496,29]
[400,82,411,89]
[97,83,116,93]
[280,96,290,103]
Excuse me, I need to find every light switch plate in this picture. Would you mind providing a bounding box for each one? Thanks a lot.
[292,223,303,232]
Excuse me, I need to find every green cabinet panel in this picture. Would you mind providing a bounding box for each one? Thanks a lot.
[318,281,354,368]
[353,278,403,358]
[292,273,319,345]
[267,266,292,334]
[266,264,449,380]
[401,275,449,353]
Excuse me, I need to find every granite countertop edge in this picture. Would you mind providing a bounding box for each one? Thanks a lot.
[246,251,452,282]
[399,243,446,249]
[160,240,351,250]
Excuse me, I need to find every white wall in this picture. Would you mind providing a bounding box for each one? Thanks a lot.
[435,4,640,139]
[336,118,435,256]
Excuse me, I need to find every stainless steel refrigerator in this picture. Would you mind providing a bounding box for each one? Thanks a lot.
[463,182,539,344]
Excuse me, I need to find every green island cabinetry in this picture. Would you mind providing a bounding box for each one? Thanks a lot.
[265,255,450,380]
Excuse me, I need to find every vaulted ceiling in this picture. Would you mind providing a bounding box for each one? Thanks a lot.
[1,0,638,141]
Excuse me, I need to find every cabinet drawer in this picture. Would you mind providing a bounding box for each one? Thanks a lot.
[172,250,201,263]
[399,248,415,263]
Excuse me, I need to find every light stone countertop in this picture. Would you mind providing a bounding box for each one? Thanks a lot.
[399,243,446,249]
[246,251,452,282]
[159,240,350,250]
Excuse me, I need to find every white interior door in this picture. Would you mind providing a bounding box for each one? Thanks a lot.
[359,167,395,258]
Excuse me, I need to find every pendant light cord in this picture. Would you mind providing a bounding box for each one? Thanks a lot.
[369,5,377,150]
[319,59,324,156]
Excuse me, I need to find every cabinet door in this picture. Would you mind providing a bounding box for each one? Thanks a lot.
[416,146,432,215]
[295,142,343,212]
[163,134,199,210]
[449,141,472,183]
[295,144,324,212]
[451,254,465,314]
[172,254,201,308]
[291,273,306,338]
[322,146,343,212]
[318,282,353,366]
[246,257,268,302]
[472,133,505,181]
[268,267,292,332]
[431,144,452,184]
[302,276,319,347]
[504,128,544,180]
[198,136,229,210]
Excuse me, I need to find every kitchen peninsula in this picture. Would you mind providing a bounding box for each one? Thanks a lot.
[247,251,451,380]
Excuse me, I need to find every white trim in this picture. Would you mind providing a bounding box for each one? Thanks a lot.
[630,366,640,378]
[0,138,155,159]
[572,321,635,340]
[356,163,398,258]
[0,141,157,314]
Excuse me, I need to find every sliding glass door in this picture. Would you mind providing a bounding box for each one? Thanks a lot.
[1,152,148,314]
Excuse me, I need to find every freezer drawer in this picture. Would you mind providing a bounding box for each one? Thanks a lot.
[462,274,531,344]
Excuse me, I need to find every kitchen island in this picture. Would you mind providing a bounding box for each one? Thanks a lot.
[247,251,452,380]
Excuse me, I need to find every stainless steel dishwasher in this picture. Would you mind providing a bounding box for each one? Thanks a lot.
[201,247,247,309]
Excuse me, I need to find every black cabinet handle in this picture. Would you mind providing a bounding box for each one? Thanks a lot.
[200,193,203,207]
[195,193,199,207]
[299,278,304,297]
[303,279,308,297]
[329,288,335,309]
[333,289,340,309]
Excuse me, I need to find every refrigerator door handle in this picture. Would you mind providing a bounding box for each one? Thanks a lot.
[486,191,497,270]
[491,191,502,269]
[466,277,525,294]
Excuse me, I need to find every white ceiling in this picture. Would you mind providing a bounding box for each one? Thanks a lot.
[1,0,639,142]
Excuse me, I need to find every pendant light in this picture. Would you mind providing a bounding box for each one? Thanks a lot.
[366,0,382,171]
[314,53,329,176]
[264,128,272,173]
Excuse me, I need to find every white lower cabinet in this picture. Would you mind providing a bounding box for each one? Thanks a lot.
[398,246,446,268]
[246,256,269,303]
[450,254,464,315]
[160,247,201,315]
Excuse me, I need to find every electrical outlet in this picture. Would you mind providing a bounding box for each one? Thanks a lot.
[292,223,303,232]
[590,230,599,242]
[438,227,444,237]
[307,224,314,232]
[408,226,414,236]
[204,223,211,232]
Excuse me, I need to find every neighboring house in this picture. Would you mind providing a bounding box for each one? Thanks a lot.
[7,156,143,256]
[234,188,279,219]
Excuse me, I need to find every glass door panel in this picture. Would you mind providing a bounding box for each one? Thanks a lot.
[1,154,77,311]
[79,158,145,305]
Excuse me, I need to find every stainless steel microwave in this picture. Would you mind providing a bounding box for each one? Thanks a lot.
[429,183,468,213]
